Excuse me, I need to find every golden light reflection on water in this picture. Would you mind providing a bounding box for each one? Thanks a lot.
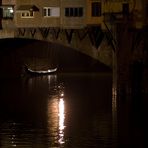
[112,86,117,113]
[112,83,118,147]
[58,94,65,144]
[47,77,65,146]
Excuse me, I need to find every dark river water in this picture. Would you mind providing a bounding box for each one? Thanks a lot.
[0,72,148,148]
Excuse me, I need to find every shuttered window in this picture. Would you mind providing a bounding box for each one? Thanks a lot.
[91,2,101,17]
[122,3,129,15]
[65,7,83,17]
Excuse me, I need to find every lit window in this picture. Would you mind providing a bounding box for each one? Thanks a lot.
[43,8,50,16]
[21,11,34,18]
[43,7,60,17]
[0,6,14,19]
[91,2,101,17]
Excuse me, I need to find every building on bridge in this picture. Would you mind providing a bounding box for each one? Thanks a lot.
[0,0,147,30]
[0,0,147,67]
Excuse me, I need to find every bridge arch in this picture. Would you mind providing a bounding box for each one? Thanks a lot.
[15,27,113,67]
[0,36,112,78]
[0,25,113,66]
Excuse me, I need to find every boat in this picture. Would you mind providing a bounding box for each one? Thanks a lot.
[25,65,57,75]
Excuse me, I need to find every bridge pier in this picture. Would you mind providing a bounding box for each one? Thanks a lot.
[113,22,148,99]
[115,23,132,98]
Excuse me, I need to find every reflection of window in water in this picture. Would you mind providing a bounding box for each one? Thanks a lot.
[47,79,65,146]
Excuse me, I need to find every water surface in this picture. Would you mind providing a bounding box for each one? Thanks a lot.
[0,73,147,148]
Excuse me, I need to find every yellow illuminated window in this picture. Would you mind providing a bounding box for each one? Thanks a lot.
[21,11,34,18]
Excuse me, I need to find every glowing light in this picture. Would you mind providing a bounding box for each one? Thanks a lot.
[10,9,14,13]
[60,92,64,97]
[58,97,65,144]
[47,80,65,146]
[27,67,57,74]
[7,7,14,13]
[59,98,65,130]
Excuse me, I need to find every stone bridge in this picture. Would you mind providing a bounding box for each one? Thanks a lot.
[1,18,148,98]
[0,24,113,78]
[0,23,113,66]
